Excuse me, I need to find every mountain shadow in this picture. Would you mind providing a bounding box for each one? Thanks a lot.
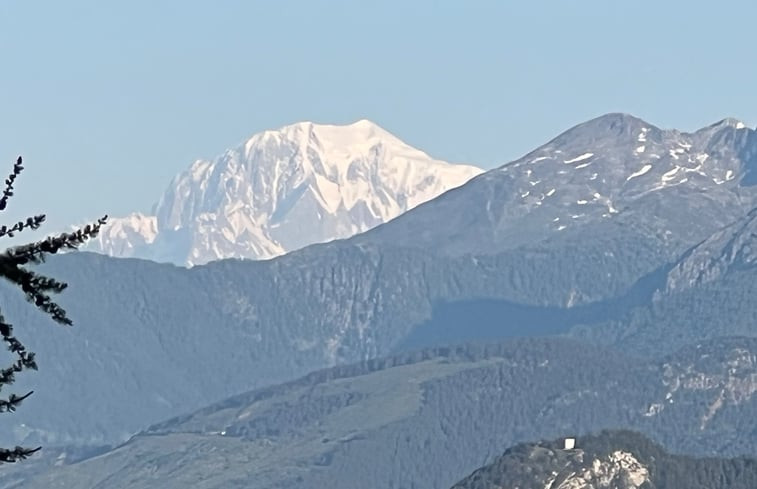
[397,259,674,352]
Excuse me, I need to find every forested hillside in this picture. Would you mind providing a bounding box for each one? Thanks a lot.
[9,337,756,488]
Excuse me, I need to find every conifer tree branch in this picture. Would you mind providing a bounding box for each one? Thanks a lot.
[0,311,38,393]
[0,155,107,463]
[0,445,41,464]
[2,215,108,266]
[0,157,24,212]
[0,261,71,325]
[0,215,46,239]
[0,391,33,413]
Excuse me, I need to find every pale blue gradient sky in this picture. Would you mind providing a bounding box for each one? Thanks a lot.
[0,0,755,232]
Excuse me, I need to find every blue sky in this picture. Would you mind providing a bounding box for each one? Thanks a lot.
[0,0,755,233]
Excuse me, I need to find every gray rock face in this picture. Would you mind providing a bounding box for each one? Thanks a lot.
[358,113,757,257]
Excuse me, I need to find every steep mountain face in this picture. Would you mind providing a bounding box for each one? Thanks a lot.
[569,207,757,357]
[451,430,757,489]
[10,338,757,489]
[664,207,757,293]
[357,114,757,257]
[89,120,482,265]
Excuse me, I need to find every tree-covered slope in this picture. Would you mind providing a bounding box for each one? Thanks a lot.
[0,231,672,447]
[10,337,757,489]
[6,215,757,446]
[569,207,757,357]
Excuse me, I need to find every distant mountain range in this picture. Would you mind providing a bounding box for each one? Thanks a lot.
[5,112,757,455]
[451,430,757,489]
[89,120,482,265]
[7,337,757,489]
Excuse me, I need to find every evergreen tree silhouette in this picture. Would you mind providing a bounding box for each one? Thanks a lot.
[0,157,107,463]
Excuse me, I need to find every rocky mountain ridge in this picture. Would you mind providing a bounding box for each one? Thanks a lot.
[451,430,757,489]
[357,113,757,257]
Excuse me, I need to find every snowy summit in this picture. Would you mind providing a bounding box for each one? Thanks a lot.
[90,120,483,266]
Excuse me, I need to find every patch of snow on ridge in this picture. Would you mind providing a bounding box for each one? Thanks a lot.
[627,164,652,181]
[662,167,680,182]
[564,153,594,164]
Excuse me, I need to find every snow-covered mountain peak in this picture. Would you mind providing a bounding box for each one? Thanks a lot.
[91,120,482,266]
[91,212,158,257]
[244,119,432,172]
[278,118,398,144]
